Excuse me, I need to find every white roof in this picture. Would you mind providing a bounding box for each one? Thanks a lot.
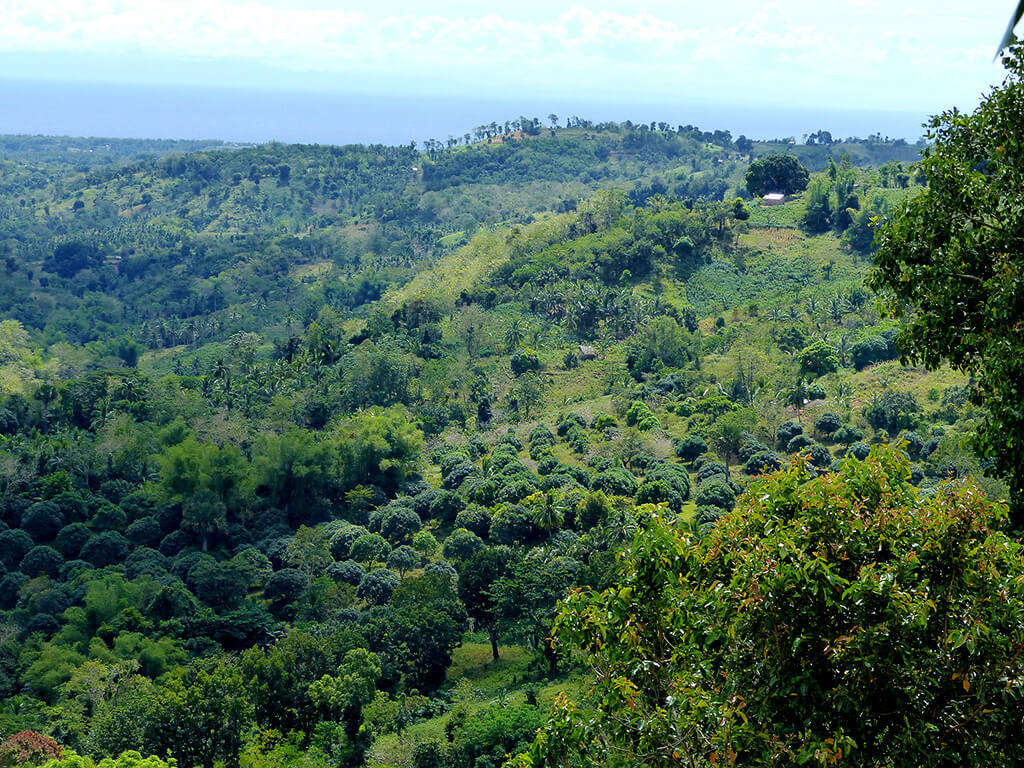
[763,193,785,201]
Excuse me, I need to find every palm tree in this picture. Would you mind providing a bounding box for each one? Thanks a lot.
[504,319,525,351]
[528,491,564,534]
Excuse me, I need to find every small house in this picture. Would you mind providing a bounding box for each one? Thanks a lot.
[578,345,597,360]
[762,193,786,206]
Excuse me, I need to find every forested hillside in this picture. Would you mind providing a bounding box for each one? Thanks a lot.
[0,117,1004,768]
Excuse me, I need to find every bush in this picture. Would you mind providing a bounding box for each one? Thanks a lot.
[833,424,864,445]
[787,434,814,453]
[695,479,737,511]
[0,529,34,569]
[851,334,898,370]
[847,441,871,460]
[20,501,63,542]
[510,349,541,376]
[454,507,491,538]
[776,419,803,449]
[592,467,639,496]
[327,559,366,586]
[329,524,368,560]
[797,339,839,377]
[125,516,162,547]
[0,572,27,609]
[806,443,833,468]
[91,503,127,532]
[695,461,729,485]
[745,153,810,196]
[380,507,422,543]
[814,412,843,437]
[350,533,391,565]
[745,450,783,476]
[428,489,465,522]
[264,568,307,605]
[387,545,420,574]
[490,505,541,546]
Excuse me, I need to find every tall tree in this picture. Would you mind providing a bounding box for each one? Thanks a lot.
[871,46,1024,525]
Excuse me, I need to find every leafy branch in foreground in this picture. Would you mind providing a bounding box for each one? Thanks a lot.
[511,447,1024,768]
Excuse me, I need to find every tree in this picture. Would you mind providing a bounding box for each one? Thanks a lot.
[1,731,61,766]
[744,154,809,196]
[386,545,419,576]
[377,572,467,692]
[458,546,512,660]
[356,568,399,605]
[492,555,574,674]
[349,533,390,566]
[626,315,698,377]
[37,751,175,768]
[709,408,756,466]
[801,176,832,232]
[513,447,1024,768]
[871,46,1024,525]
[149,662,254,768]
[797,338,840,377]
[250,429,334,525]
[442,528,484,561]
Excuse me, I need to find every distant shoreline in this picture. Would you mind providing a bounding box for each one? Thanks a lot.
[0,78,929,146]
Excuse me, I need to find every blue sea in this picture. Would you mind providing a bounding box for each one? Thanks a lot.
[0,78,930,146]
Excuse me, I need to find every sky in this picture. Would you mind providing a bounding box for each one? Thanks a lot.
[0,1,1015,140]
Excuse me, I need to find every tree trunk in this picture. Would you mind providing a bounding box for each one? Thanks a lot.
[489,628,500,661]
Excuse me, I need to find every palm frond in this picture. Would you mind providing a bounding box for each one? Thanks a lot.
[997,0,1024,57]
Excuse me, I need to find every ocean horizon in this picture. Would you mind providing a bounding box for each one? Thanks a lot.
[0,78,930,147]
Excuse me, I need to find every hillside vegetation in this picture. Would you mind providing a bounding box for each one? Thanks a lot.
[0,119,1002,768]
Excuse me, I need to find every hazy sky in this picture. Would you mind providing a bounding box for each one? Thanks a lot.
[0,0,1012,114]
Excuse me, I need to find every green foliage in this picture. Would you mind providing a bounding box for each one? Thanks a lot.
[872,45,1024,523]
[516,447,1024,767]
[745,154,810,196]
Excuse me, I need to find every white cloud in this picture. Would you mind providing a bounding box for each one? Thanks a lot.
[0,0,1009,110]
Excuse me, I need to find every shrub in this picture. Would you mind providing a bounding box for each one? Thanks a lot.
[20,501,63,542]
[787,434,815,453]
[797,339,839,376]
[814,412,843,437]
[695,479,737,511]
[80,532,130,567]
[745,450,783,476]
[851,334,898,370]
[776,419,803,449]
[592,467,639,496]
[327,559,366,585]
[847,441,871,460]
[0,529,34,569]
[454,507,491,538]
[380,507,422,543]
[125,516,162,547]
[510,349,541,376]
[833,424,864,445]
